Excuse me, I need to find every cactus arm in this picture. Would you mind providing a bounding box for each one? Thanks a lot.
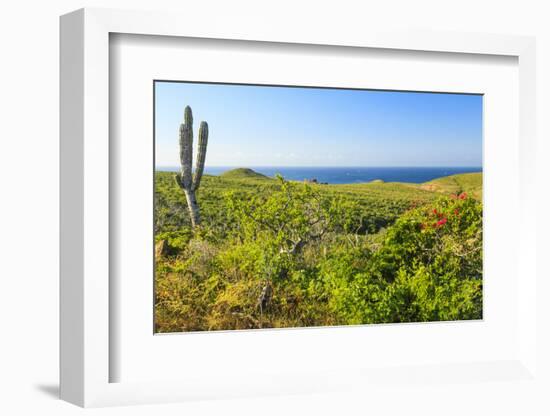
[192,121,209,191]
[179,106,193,189]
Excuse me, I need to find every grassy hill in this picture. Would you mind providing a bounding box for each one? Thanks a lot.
[420,172,482,200]
[220,167,270,180]
[155,168,481,236]
[215,168,482,200]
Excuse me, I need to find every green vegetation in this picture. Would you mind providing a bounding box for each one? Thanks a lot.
[155,168,483,332]
[220,167,270,180]
[420,172,483,200]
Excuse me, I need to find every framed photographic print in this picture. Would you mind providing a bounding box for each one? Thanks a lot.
[60,8,540,409]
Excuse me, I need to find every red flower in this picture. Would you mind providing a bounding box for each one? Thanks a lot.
[459,192,467,200]
[436,217,447,227]
[433,209,438,215]
[454,209,459,216]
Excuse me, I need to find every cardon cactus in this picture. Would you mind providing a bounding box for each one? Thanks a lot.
[175,106,209,228]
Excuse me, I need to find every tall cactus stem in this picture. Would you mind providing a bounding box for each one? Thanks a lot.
[183,189,200,228]
[175,106,209,228]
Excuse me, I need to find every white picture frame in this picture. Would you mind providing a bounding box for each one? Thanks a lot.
[60,7,538,408]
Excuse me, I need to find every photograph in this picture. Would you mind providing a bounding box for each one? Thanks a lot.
[154,81,483,333]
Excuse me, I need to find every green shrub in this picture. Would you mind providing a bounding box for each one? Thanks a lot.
[352,193,482,323]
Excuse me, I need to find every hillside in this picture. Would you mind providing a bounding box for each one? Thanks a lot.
[156,169,433,235]
[218,168,482,199]
[220,167,270,180]
[214,168,481,196]
[420,172,482,200]
[155,169,481,237]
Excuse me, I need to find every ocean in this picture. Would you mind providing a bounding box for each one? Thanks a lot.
[157,166,482,185]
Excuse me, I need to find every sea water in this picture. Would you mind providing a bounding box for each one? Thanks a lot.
[157,166,482,185]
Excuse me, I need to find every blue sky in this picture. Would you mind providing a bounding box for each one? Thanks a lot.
[155,81,482,168]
